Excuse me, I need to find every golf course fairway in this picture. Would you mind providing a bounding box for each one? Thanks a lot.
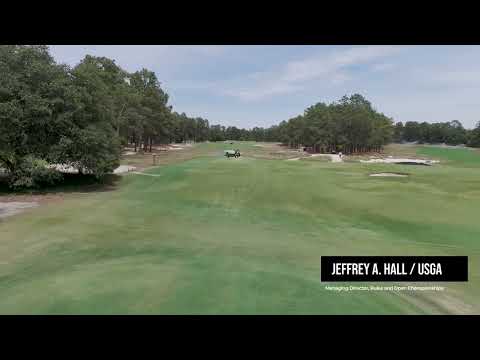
[0,142,479,314]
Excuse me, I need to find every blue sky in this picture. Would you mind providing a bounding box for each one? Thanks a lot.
[49,45,480,129]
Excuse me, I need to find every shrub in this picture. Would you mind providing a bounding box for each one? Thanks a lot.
[9,156,63,189]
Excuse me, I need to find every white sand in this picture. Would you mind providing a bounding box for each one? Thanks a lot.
[286,153,344,162]
[49,164,136,174]
[300,153,344,162]
[360,158,439,165]
[113,165,136,174]
[369,173,408,177]
[310,154,343,162]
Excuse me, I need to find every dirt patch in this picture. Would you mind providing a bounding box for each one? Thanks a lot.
[0,193,64,204]
[369,173,409,177]
[0,201,39,219]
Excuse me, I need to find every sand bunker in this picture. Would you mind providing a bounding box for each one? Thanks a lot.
[123,144,190,154]
[310,154,343,162]
[0,201,39,219]
[163,144,188,150]
[49,164,136,174]
[360,158,439,165]
[286,154,344,162]
[113,165,136,174]
[369,173,408,177]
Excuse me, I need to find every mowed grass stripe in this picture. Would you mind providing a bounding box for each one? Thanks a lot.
[0,142,479,313]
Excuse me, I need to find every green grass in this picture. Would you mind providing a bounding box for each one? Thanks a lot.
[0,142,479,314]
[417,146,480,167]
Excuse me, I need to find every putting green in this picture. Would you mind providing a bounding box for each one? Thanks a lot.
[0,143,479,314]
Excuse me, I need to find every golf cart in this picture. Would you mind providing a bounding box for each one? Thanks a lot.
[224,149,241,158]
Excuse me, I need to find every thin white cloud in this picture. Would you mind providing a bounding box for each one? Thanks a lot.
[48,45,480,129]
[432,69,480,85]
[226,46,405,101]
[224,82,302,101]
[49,45,227,71]
[370,63,396,72]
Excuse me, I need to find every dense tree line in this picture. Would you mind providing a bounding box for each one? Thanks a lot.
[0,45,217,188]
[2,46,480,189]
[391,120,475,145]
[204,95,395,154]
[231,97,480,151]
[391,120,480,147]
[0,45,277,188]
[0,45,123,187]
[204,125,272,142]
[261,94,394,153]
[468,122,480,147]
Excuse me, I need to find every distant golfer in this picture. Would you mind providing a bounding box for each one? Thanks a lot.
[338,152,343,159]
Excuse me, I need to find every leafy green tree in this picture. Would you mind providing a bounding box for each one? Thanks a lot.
[444,120,467,145]
[468,122,480,147]
[272,94,393,154]
[392,122,404,142]
[128,69,170,151]
[0,46,125,187]
[209,124,226,141]
[0,45,79,186]
[395,120,467,145]
[54,55,125,175]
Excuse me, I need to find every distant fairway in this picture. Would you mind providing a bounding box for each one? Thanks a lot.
[417,146,480,167]
[0,142,479,314]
